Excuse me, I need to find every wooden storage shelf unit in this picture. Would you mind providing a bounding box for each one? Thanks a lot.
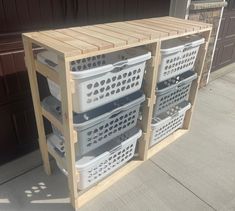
[22,16,211,210]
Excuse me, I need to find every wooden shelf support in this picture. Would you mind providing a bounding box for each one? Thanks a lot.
[58,56,79,209]
[35,60,60,84]
[22,36,51,175]
[183,29,212,130]
[138,42,161,160]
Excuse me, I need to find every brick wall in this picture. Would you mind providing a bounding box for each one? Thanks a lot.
[188,1,227,87]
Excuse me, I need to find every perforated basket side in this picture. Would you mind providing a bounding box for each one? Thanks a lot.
[157,71,197,95]
[154,71,196,115]
[47,129,141,190]
[48,103,141,156]
[46,61,146,113]
[76,128,142,190]
[75,62,146,112]
[42,92,145,156]
[77,104,141,155]
[160,36,204,55]
[154,82,192,115]
[158,35,204,82]
[159,46,200,82]
[150,102,191,146]
[39,48,149,113]
[37,47,151,77]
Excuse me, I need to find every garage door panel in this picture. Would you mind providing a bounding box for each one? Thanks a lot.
[212,1,235,71]
[220,40,235,65]
[226,16,235,38]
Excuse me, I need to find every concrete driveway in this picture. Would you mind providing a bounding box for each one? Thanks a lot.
[0,68,235,211]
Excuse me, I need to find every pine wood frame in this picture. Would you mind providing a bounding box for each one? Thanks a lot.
[22,17,211,210]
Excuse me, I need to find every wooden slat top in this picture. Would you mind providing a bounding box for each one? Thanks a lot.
[23,16,212,59]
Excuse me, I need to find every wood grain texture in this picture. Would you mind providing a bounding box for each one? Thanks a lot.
[78,27,126,47]
[97,24,147,41]
[88,26,138,44]
[163,16,211,29]
[23,17,212,59]
[22,36,51,175]
[145,19,189,32]
[138,43,161,160]
[23,32,79,56]
[108,22,159,39]
[127,20,177,36]
[153,17,201,31]
[58,28,113,50]
[40,31,98,54]
[58,56,78,209]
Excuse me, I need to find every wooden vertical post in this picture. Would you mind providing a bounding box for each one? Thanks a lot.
[138,42,161,160]
[183,29,212,129]
[22,36,51,175]
[58,56,78,210]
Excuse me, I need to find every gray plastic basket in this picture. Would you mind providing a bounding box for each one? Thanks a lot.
[150,101,191,146]
[42,92,145,156]
[159,35,204,82]
[37,47,150,113]
[154,70,197,115]
[47,127,142,190]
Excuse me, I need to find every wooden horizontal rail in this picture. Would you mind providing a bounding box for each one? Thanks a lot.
[42,107,78,143]
[41,106,63,132]
[35,60,60,84]
[35,59,76,93]
[48,142,80,179]
[48,142,67,170]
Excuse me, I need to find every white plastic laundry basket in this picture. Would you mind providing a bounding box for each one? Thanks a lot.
[150,101,191,147]
[37,47,151,113]
[154,70,197,115]
[47,127,142,190]
[42,91,145,156]
[158,35,204,82]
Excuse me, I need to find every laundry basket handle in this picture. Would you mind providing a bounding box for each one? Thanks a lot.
[111,60,128,72]
[110,145,122,154]
[171,111,180,119]
[184,42,193,48]
[176,81,187,88]
[44,59,58,68]
[176,72,197,88]
[157,81,186,94]
[110,111,123,119]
